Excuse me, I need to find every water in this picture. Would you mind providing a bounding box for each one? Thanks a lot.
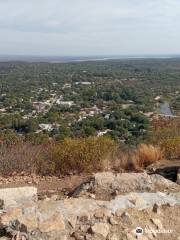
[0,54,179,63]
[159,102,174,116]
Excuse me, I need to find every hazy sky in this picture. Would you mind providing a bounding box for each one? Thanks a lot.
[0,0,180,56]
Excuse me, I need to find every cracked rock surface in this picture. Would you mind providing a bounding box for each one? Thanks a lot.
[0,172,180,240]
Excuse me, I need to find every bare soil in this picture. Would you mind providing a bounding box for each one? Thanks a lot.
[0,174,91,199]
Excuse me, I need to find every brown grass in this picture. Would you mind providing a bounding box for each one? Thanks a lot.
[0,137,118,176]
[0,138,165,176]
[160,137,180,160]
[112,148,138,172]
[49,137,118,174]
[149,118,180,160]
[0,142,46,176]
[136,144,163,168]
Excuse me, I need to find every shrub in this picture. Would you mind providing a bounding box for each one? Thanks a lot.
[0,142,45,176]
[149,118,180,160]
[136,144,163,168]
[49,137,118,174]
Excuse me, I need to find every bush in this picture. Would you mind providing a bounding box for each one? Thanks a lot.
[136,144,163,168]
[149,118,180,160]
[0,142,45,176]
[49,137,118,174]
[0,137,165,176]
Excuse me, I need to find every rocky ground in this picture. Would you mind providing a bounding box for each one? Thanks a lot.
[0,165,180,240]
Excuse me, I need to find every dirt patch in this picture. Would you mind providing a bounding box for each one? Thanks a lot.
[0,174,91,200]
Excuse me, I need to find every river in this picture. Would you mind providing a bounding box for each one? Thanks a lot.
[159,102,174,116]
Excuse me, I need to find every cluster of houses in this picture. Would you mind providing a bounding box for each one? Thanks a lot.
[78,105,104,122]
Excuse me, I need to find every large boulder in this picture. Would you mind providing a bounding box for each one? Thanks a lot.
[90,223,110,238]
[147,160,180,182]
[71,172,180,199]
[38,201,65,233]
[0,187,37,208]
[94,172,179,193]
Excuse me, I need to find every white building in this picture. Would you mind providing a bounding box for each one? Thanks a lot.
[56,100,74,107]
[39,124,53,131]
[97,129,111,137]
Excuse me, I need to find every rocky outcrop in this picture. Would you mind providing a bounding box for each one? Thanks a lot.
[0,187,37,208]
[0,191,180,239]
[0,173,180,239]
[70,172,180,199]
[147,160,180,182]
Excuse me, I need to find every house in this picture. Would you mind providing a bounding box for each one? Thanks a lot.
[56,100,74,107]
[63,83,71,89]
[75,82,92,85]
[97,129,111,137]
[39,124,53,132]
[155,96,161,101]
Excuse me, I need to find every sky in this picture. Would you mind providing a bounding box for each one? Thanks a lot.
[0,0,180,56]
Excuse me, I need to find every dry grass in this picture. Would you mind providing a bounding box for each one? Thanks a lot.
[150,118,180,160]
[112,148,138,172]
[49,137,118,174]
[112,144,163,172]
[0,138,165,176]
[0,142,46,176]
[160,137,180,160]
[0,137,118,176]
[136,144,163,168]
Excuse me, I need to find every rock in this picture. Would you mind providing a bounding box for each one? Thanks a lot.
[1,207,22,225]
[38,211,65,233]
[78,214,90,224]
[109,216,118,225]
[121,212,132,224]
[127,193,146,208]
[107,192,179,213]
[68,215,77,229]
[93,209,111,219]
[152,203,161,214]
[85,234,105,240]
[111,190,119,197]
[177,168,180,185]
[0,199,4,209]
[68,178,94,198]
[79,225,89,233]
[88,194,96,199]
[5,220,28,240]
[94,210,104,219]
[0,187,37,207]
[71,231,84,240]
[166,202,175,207]
[37,200,66,233]
[93,172,179,194]
[151,218,163,229]
[20,203,38,230]
[126,233,136,240]
[90,223,109,238]
[107,233,119,240]
[1,203,38,231]
[50,195,59,201]
[115,209,123,217]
